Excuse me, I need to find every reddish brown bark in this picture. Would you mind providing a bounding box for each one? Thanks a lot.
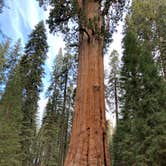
[64,1,111,165]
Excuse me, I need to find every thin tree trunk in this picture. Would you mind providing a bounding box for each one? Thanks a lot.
[64,1,111,165]
[62,102,70,165]
[59,69,69,166]
[114,79,118,126]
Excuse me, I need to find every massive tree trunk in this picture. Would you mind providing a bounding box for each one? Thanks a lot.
[64,1,111,165]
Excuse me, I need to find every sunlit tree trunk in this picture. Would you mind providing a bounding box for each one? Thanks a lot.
[64,1,111,165]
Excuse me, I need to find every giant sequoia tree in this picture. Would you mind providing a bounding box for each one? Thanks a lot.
[38,0,126,165]
[0,39,21,97]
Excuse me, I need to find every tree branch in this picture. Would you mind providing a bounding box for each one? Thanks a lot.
[102,0,115,16]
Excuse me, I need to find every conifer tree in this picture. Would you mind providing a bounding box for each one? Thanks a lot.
[36,49,77,166]
[0,40,10,97]
[112,1,166,164]
[106,50,120,125]
[105,50,120,165]
[0,66,23,166]
[128,0,166,79]
[113,29,166,166]
[20,21,48,166]
[0,41,22,165]
[0,0,4,13]
[0,39,22,97]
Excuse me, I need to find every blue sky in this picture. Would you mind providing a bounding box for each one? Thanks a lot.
[0,0,42,42]
[0,0,65,126]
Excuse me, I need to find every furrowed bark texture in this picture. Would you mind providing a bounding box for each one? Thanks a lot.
[64,1,111,166]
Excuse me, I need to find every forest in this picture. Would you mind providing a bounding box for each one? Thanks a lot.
[0,0,166,166]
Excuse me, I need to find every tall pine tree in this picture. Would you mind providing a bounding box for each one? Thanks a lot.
[20,21,48,166]
[0,41,23,165]
[113,29,166,166]
[128,0,166,79]
[0,40,10,97]
[35,49,77,166]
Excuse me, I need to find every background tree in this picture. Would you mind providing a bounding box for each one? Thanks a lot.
[105,50,121,166]
[105,50,120,125]
[35,48,77,166]
[19,21,48,166]
[128,0,166,79]
[0,39,21,97]
[0,40,10,97]
[112,1,166,164]
[0,41,23,165]
[113,28,166,166]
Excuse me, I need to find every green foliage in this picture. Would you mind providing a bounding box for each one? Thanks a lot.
[127,0,166,78]
[35,49,77,166]
[0,40,10,95]
[0,38,23,165]
[0,39,21,97]
[0,22,48,164]
[47,0,77,33]
[0,63,23,166]
[36,106,60,166]
[113,29,166,166]
[0,12,49,166]
[105,50,120,115]
[37,0,127,52]
[19,21,48,166]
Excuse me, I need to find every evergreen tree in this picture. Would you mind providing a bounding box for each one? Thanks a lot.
[0,39,21,97]
[106,50,120,125]
[20,21,48,166]
[0,41,23,165]
[0,66,23,166]
[105,50,121,165]
[35,49,77,166]
[112,1,166,164]
[0,40,10,97]
[113,29,166,166]
[36,101,60,166]
[128,0,166,79]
